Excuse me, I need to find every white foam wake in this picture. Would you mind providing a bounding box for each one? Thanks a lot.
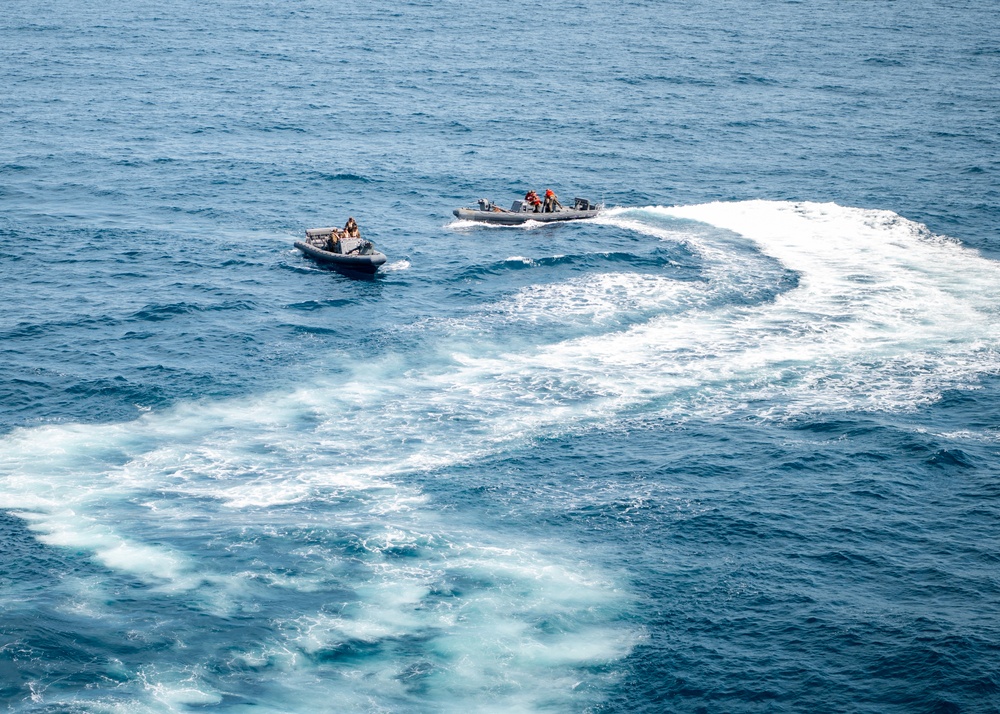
[3,199,999,711]
[591,200,1000,414]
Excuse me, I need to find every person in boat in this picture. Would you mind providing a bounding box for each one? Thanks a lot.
[543,189,562,213]
[327,228,344,252]
[524,190,542,213]
[344,216,360,238]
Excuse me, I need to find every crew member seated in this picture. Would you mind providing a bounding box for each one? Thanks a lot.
[543,189,562,213]
[524,190,542,213]
[327,229,344,252]
[344,216,360,238]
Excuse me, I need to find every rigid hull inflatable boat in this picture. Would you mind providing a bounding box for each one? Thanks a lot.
[295,227,387,274]
[453,197,601,225]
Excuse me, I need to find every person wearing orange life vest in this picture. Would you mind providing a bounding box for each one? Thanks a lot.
[542,188,562,213]
[524,189,542,213]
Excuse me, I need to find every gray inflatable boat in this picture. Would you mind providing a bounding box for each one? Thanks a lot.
[453,197,602,225]
[295,227,387,274]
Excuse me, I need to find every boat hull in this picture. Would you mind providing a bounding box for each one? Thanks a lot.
[453,207,601,225]
[294,241,387,274]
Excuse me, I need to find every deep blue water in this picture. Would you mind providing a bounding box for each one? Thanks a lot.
[2,1,1000,712]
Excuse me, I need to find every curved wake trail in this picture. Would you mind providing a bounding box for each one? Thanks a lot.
[2,200,998,711]
[594,200,1000,415]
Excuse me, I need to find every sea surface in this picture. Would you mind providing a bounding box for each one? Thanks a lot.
[2,1,1000,712]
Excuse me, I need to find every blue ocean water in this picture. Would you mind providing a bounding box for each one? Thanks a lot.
[2,0,1000,711]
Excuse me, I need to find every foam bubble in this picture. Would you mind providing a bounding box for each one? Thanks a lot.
[140,668,223,708]
[255,536,638,711]
[499,271,703,325]
[447,218,555,231]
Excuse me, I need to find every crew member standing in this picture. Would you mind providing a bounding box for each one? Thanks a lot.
[543,188,562,213]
